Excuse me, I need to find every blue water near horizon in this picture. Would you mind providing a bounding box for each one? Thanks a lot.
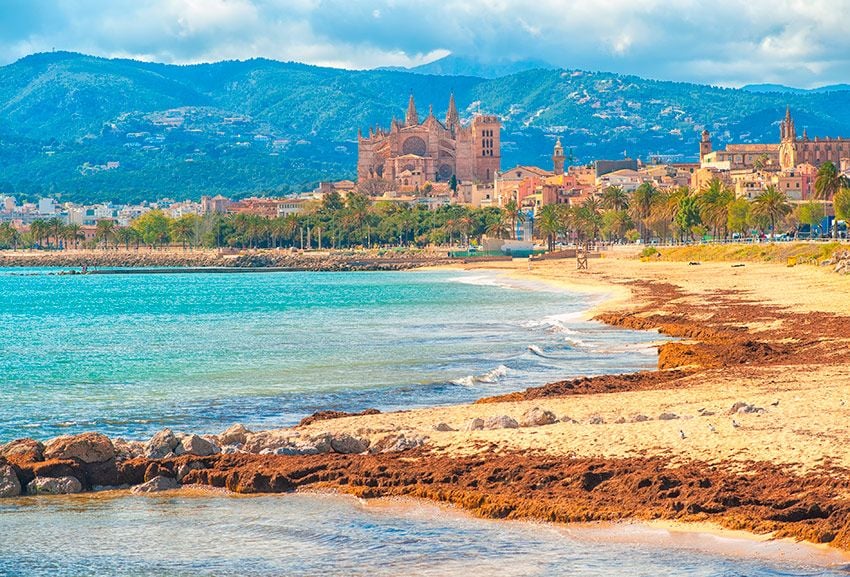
[1,267,663,442]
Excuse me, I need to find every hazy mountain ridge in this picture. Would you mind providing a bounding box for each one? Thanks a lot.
[2,52,850,203]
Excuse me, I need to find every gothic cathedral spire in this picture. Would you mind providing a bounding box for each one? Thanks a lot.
[406,94,418,126]
[445,92,459,129]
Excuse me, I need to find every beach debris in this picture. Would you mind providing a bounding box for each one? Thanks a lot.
[658,412,680,421]
[27,476,82,495]
[0,438,44,463]
[0,463,21,498]
[519,407,558,427]
[218,423,252,446]
[586,415,605,425]
[329,433,370,454]
[708,423,716,433]
[688,261,701,265]
[727,402,764,415]
[770,400,780,407]
[432,423,455,432]
[697,408,716,417]
[175,434,219,457]
[465,418,485,431]
[630,414,650,423]
[43,432,115,464]
[731,264,745,268]
[370,433,429,454]
[131,475,180,494]
[144,429,180,459]
[484,415,519,430]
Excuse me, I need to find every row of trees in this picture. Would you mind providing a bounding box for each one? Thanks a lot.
[2,163,849,251]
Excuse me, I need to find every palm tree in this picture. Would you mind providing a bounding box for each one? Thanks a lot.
[631,182,660,243]
[62,224,84,250]
[45,217,63,248]
[813,161,849,201]
[29,220,48,249]
[601,186,629,212]
[95,219,116,250]
[114,227,138,250]
[536,205,561,251]
[697,178,735,241]
[502,199,525,239]
[751,185,791,237]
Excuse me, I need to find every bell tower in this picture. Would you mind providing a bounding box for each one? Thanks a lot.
[552,138,566,174]
[779,106,797,170]
[699,129,712,162]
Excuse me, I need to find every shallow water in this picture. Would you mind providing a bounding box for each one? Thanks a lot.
[1,492,846,577]
[0,268,662,441]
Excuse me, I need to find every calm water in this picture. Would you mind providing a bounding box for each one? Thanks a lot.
[0,268,662,442]
[1,492,846,577]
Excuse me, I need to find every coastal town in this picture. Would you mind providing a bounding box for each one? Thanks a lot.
[2,98,849,252]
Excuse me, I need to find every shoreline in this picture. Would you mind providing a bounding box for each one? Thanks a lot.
[4,252,850,555]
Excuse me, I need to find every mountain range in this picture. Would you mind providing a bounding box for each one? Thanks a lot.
[2,51,850,204]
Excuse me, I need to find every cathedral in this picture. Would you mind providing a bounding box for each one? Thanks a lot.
[357,94,501,189]
[700,107,850,172]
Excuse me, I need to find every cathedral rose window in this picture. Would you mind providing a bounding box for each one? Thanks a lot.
[402,136,427,156]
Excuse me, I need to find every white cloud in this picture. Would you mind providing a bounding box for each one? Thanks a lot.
[2,0,850,86]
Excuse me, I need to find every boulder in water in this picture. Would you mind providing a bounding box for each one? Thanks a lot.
[219,424,252,446]
[0,438,45,465]
[131,475,180,494]
[145,429,179,459]
[43,432,115,464]
[0,463,21,497]
[27,476,82,495]
[175,434,219,457]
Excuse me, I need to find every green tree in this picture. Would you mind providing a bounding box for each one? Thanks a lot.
[751,186,791,236]
[170,214,201,250]
[95,219,116,250]
[536,204,561,251]
[834,188,850,222]
[813,161,848,201]
[502,199,525,240]
[601,185,629,212]
[726,198,752,237]
[697,178,735,240]
[796,201,825,235]
[674,194,702,242]
[630,182,660,242]
[62,224,84,250]
[131,210,171,248]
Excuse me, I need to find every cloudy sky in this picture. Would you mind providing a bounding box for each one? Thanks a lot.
[2,0,850,87]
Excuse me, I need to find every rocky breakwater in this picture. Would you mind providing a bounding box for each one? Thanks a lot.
[0,421,428,497]
[823,250,850,275]
[0,249,458,271]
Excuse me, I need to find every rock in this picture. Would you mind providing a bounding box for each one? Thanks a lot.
[658,412,680,421]
[175,434,219,457]
[519,407,558,427]
[370,433,429,453]
[131,475,180,494]
[484,415,519,430]
[614,417,626,424]
[329,433,370,454]
[220,445,244,455]
[43,432,115,464]
[112,438,145,461]
[145,428,179,459]
[432,423,455,432]
[307,433,333,454]
[176,462,205,481]
[0,438,45,464]
[0,463,21,497]
[559,415,578,424]
[728,402,765,415]
[631,415,650,423]
[27,476,82,495]
[587,415,605,425]
[219,423,252,446]
[465,418,485,431]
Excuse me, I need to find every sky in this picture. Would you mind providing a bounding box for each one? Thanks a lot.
[2,0,850,88]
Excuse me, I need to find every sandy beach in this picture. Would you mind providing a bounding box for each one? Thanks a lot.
[5,245,850,552]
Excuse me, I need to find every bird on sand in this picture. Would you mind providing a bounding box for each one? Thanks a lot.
[770,400,779,407]
[732,419,740,429]
[708,423,716,433]
[679,429,686,439]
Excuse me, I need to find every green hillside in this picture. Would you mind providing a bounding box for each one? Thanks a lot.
[2,52,850,204]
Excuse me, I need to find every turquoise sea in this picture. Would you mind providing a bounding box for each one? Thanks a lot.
[0,268,661,442]
[3,268,843,576]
